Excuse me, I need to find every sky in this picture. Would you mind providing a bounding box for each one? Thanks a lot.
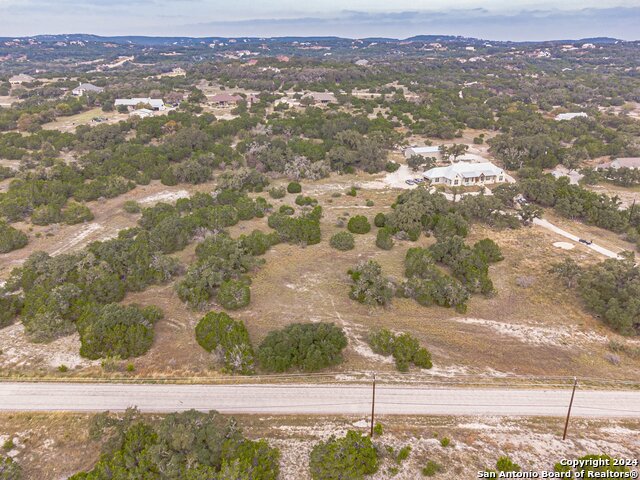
[0,0,639,40]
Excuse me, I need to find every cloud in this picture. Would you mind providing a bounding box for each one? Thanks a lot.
[170,7,640,40]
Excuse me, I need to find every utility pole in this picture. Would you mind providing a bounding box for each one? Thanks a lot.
[370,372,376,437]
[562,377,578,441]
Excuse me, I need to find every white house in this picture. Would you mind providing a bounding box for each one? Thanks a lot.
[115,98,165,111]
[423,162,505,187]
[72,83,104,96]
[555,112,588,121]
[404,146,441,159]
[303,92,337,104]
[9,74,35,85]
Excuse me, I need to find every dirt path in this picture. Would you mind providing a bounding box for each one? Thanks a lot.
[533,218,624,260]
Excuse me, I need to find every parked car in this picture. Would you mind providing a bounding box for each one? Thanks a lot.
[578,238,593,245]
[405,179,415,185]
[413,178,424,183]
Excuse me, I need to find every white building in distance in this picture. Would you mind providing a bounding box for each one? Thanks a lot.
[115,98,165,111]
[72,83,104,96]
[423,162,505,187]
[9,74,35,85]
[596,157,640,170]
[555,112,588,121]
[404,146,441,159]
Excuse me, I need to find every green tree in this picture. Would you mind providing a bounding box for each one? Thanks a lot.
[347,215,371,234]
[195,311,255,374]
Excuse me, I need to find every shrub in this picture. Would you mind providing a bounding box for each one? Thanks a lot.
[385,161,400,172]
[330,231,355,251]
[257,323,347,372]
[396,446,411,463]
[77,303,163,360]
[216,279,251,310]
[295,195,318,206]
[347,215,371,234]
[365,200,374,207]
[123,200,141,213]
[195,311,255,374]
[0,222,28,254]
[287,181,302,194]
[368,329,432,372]
[268,186,287,199]
[422,461,442,476]
[374,213,386,227]
[239,230,279,256]
[267,207,322,246]
[375,227,394,250]
[373,423,383,436]
[62,201,94,225]
[31,204,62,225]
[279,204,295,215]
[347,186,357,197]
[348,260,394,306]
[309,431,378,480]
[473,238,504,263]
[440,437,451,448]
[0,454,21,480]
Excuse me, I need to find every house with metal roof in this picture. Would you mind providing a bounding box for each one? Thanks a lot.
[404,146,441,159]
[115,98,165,111]
[209,93,243,106]
[423,162,505,187]
[554,112,588,121]
[596,157,640,170]
[303,92,337,104]
[72,83,104,96]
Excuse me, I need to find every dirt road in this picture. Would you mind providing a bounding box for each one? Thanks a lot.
[533,218,624,259]
[1,383,639,417]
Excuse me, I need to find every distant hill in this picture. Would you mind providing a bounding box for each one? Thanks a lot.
[0,33,626,46]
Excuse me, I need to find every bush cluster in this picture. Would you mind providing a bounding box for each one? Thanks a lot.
[71,409,280,479]
[309,431,378,480]
[368,328,433,372]
[0,221,28,253]
[195,311,255,374]
[257,323,348,372]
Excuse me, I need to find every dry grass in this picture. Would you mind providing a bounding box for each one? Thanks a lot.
[1,173,640,381]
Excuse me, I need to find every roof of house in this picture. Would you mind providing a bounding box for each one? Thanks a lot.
[406,146,441,155]
[115,98,164,108]
[73,83,104,92]
[306,92,337,102]
[555,112,588,121]
[423,162,504,181]
[9,74,35,82]
[612,157,640,169]
[210,93,243,102]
